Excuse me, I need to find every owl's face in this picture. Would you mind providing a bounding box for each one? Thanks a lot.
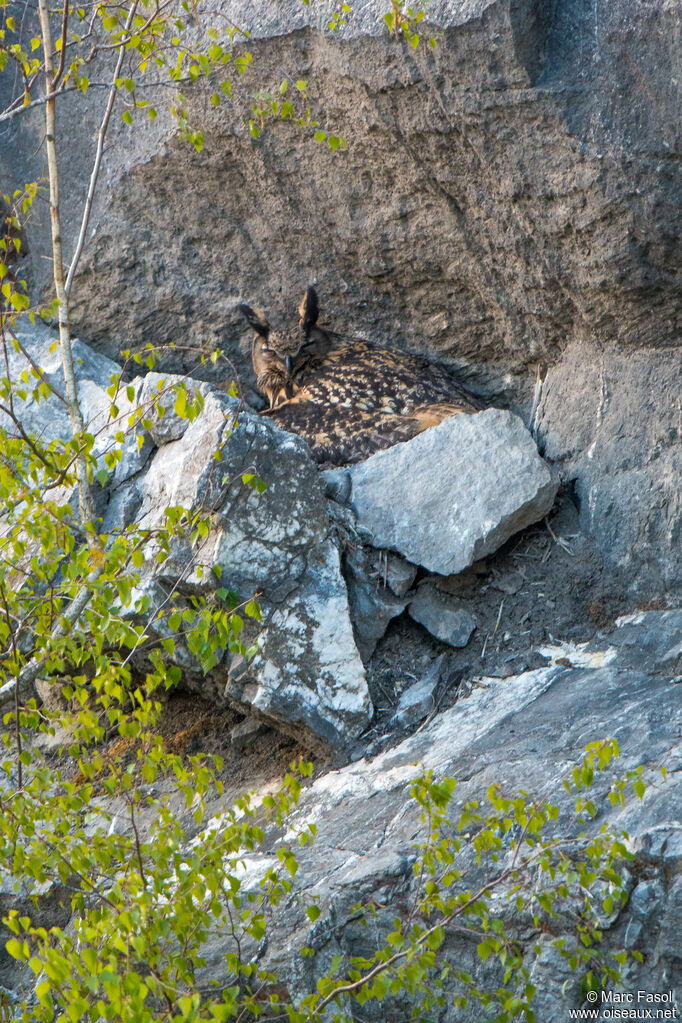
[238,287,327,408]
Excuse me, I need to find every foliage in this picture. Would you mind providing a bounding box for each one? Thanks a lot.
[0,327,280,1023]
[0,0,347,155]
[0,723,652,1021]
[383,0,436,51]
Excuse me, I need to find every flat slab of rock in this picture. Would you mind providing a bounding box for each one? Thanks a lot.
[348,409,558,576]
[230,717,269,750]
[409,584,476,648]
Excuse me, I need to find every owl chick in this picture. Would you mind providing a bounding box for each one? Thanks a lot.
[237,287,483,465]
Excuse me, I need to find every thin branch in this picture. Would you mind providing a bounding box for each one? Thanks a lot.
[52,0,70,88]
[65,0,140,296]
[126,792,148,887]
[0,84,81,124]
[2,328,70,408]
[0,584,24,789]
[0,568,102,708]
[312,866,521,1017]
[77,0,171,55]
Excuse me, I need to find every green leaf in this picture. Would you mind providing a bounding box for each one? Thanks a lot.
[244,599,262,622]
[6,939,27,961]
[477,940,492,962]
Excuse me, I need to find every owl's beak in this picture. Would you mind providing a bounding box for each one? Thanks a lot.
[285,354,293,375]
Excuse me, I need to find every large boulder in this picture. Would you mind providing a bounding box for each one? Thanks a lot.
[346,409,558,574]
[120,389,374,747]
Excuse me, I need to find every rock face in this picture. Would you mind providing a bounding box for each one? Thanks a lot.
[536,344,682,597]
[133,388,372,746]
[2,3,681,1011]
[1,0,679,600]
[347,409,558,574]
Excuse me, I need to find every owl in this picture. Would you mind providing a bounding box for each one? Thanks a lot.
[237,287,482,466]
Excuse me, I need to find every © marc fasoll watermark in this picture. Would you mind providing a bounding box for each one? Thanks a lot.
[568,988,678,1020]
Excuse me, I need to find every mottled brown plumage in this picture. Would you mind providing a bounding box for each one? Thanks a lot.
[237,287,482,465]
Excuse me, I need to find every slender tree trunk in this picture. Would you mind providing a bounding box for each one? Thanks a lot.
[37,0,96,527]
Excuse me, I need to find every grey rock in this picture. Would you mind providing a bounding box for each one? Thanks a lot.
[526,937,582,1023]
[320,468,352,504]
[0,328,373,746]
[624,880,664,949]
[0,324,121,450]
[656,878,682,964]
[136,390,329,595]
[0,874,71,990]
[228,539,372,746]
[34,678,68,714]
[136,372,217,447]
[635,824,682,864]
[408,584,477,648]
[343,546,411,662]
[111,427,155,488]
[491,571,525,596]
[605,610,682,673]
[230,716,270,750]
[193,608,682,1021]
[348,409,558,575]
[392,655,444,728]
[382,554,417,598]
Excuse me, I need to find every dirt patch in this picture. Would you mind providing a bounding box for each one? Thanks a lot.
[154,692,313,799]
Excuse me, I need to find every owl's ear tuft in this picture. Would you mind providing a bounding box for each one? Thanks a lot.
[237,303,270,337]
[299,286,319,332]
